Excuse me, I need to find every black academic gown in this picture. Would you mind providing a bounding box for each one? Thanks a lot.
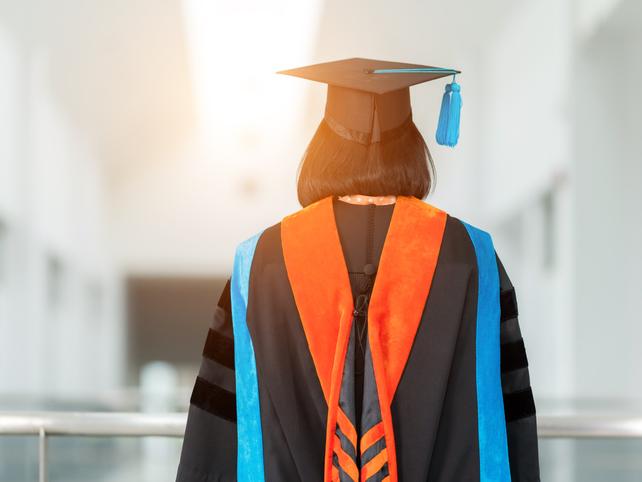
[176,195,540,482]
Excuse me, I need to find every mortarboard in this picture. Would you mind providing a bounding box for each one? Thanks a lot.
[278,58,462,147]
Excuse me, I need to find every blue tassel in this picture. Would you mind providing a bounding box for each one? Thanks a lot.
[436,80,462,147]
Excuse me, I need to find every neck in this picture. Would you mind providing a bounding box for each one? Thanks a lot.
[337,194,397,205]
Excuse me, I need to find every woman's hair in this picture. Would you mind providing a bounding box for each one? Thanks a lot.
[296,119,435,207]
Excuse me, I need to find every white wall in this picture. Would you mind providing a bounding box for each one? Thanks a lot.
[109,0,325,276]
[0,0,196,403]
[573,0,642,399]
[477,0,575,400]
[0,22,123,402]
[1,0,640,413]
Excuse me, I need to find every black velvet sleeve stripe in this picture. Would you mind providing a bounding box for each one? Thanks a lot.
[217,278,231,312]
[500,287,518,322]
[503,387,536,422]
[500,317,523,344]
[501,366,531,394]
[190,376,237,423]
[501,339,529,373]
[495,253,540,480]
[202,329,235,369]
[199,357,235,393]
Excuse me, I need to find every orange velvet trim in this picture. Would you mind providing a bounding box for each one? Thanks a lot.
[368,196,447,482]
[281,196,355,482]
[281,195,447,482]
[367,195,447,482]
[369,195,447,399]
[281,196,353,401]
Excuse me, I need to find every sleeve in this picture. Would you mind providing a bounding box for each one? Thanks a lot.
[176,279,237,482]
[496,254,541,482]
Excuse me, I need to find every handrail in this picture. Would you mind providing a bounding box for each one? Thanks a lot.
[0,411,187,437]
[538,414,642,439]
[2,411,642,482]
[2,411,642,438]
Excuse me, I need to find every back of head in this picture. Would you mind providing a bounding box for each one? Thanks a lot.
[296,100,433,207]
[278,58,460,207]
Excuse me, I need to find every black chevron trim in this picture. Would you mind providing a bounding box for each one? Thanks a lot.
[365,461,389,482]
[335,424,356,460]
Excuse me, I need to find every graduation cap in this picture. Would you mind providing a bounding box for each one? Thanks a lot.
[278,58,462,147]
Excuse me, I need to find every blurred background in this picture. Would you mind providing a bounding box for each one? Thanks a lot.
[0,0,641,480]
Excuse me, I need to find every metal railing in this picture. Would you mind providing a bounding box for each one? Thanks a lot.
[2,412,642,482]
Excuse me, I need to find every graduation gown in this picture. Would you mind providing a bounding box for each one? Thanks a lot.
[176,195,540,482]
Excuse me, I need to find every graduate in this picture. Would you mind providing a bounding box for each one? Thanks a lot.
[176,58,540,482]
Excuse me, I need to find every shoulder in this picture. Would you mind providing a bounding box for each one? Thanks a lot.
[437,209,512,293]
[232,199,499,267]
[232,197,333,270]
[423,201,496,267]
[233,219,284,271]
[235,197,326,249]
[234,221,279,250]
[404,196,494,248]
[447,214,494,249]
[236,196,330,252]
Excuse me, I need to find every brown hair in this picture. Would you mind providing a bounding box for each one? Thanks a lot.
[296,119,435,207]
